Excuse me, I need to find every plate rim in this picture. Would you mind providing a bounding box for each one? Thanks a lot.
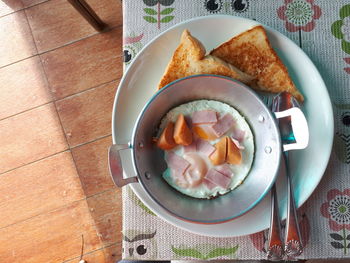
[112,14,334,237]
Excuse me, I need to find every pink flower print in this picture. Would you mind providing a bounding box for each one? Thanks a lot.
[249,230,267,253]
[321,189,350,254]
[321,189,350,231]
[277,0,321,32]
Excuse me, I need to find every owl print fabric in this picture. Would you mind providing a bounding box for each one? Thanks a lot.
[123,229,157,259]
[121,0,350,260]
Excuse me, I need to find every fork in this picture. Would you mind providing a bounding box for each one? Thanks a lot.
[258,92,284,261]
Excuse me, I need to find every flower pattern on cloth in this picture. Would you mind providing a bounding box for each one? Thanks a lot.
[321,189,350,254]
[321,189,350,231]
[277,0,321,32]
[332,4,350,55]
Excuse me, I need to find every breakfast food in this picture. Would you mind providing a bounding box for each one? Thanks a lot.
[156,100,254,199]
[173,114,192,145]
[153,25,302,199]
[157,26,303,101]
[156,122,177,150]
[157,30,253,90]
[210,25,303,101]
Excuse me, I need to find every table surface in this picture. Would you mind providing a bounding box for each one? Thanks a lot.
[0,0,123,262]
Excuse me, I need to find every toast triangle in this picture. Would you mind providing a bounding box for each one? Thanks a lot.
[157,30,253,90]
[210,25,304,101]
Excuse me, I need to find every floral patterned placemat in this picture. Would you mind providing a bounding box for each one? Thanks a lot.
[121,0,350,260]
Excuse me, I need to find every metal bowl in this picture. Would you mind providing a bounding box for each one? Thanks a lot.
[109,74,281,223]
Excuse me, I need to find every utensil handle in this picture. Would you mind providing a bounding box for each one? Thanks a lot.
[274,108,309,152]
[108,144,138,187]
[267,184,284,261]
[284,153,303,258]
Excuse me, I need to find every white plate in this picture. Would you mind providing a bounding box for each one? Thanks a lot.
[112,15,333,237]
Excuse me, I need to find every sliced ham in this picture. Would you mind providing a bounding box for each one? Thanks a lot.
[204,178,217,190]
[204,168,231,189]
[192,110,217,124]
[196,139,216,156]
[211,113,235,137]
[183,140,196,152]
[232,128,246,142]
[231,137,245,150]
[215,164,234,178]
[166,152,190,174]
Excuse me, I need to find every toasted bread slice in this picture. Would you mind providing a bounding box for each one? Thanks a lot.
[210,26,303,101]
[157,30,253,90]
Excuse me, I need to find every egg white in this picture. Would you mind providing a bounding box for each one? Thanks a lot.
[160,100,254,199]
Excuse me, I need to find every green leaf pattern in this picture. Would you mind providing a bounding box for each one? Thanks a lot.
[171,244,238,260]
[143,16,158,23]
[332,4,350,54]
[160,8,174,15]
[340,4,350,19]
[332,20,344,39]
[144,8,158,15]
[142,3,175,28]
[160,16,174,23]
[172,247,205,259]
[206,247,239,259]
[342,40,350,54]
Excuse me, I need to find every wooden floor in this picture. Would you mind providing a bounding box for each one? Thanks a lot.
[2,1,350,263]
[0,0,123,262]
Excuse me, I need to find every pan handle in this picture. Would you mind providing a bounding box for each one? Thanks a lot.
[108,143,138,187]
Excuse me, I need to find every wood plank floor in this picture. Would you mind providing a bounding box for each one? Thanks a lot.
[0,0,122,262]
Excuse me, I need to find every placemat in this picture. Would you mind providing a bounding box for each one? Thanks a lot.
[121,0,350,260]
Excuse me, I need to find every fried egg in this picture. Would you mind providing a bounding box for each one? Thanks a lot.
[159,100,254,199]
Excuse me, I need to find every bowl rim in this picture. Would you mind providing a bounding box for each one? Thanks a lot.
[130,74,281,224]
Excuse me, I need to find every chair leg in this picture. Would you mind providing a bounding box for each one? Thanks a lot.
[67,0,106,32]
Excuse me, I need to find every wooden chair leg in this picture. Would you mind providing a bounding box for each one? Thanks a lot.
[67,0,106,32]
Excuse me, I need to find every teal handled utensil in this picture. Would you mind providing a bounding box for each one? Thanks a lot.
[272,92,309,259]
